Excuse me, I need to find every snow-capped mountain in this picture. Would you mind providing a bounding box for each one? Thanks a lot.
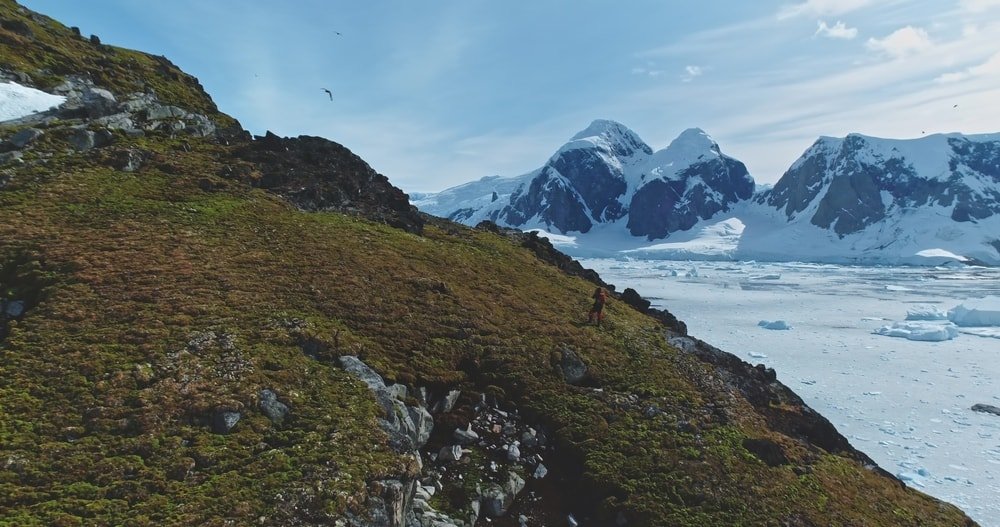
[760,132,1000,234]
[416,126,1000,265]
[738,132,1000,265]
[413,120,753,240]
[410,174,533,223]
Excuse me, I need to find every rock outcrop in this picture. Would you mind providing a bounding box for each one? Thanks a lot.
[232,133,424,234]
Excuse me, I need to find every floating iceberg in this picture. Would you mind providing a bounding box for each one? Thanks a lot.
[905,305,948,321]
[874,321,958,342]
[948,297,1000,327]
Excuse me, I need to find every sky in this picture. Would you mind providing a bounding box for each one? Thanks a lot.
[18,0,1000,193]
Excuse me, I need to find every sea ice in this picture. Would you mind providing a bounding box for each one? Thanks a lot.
[580,257,1000,525]
[758,320,792,330]
[958,328,1000,339]
[897,472,927,487]
[873,321,959,341]
[948,297,1000,327]
[906,305,949,321]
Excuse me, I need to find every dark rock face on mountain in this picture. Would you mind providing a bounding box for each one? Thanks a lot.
[760,133,1000,237]
[499,120,646,233]
[627,151,752,240]
[232,132,424,234]
[420,120,753,241]
[501,167,598,233]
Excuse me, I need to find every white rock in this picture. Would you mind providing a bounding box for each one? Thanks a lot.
[454,423,479,445]
[438,445,463,462]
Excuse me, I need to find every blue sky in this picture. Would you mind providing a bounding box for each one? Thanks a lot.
[20,0,1000,192]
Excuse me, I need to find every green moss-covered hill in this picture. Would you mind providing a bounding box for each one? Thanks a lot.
[0,1,977,526]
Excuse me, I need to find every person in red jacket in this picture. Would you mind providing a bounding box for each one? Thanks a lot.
[588,287,608,326]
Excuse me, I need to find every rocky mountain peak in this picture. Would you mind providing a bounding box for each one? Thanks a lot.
[564,118,653,159]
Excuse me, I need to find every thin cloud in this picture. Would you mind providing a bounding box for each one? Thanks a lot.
[778,0,874,20]
[621,13,1000,183]
[936,50,1000,83]
[638,16,778,58]
[815,20,858,39]
[866,26,932,58]
[959,0,1000,13]
[632,66,665,77]
[681,65,704,82]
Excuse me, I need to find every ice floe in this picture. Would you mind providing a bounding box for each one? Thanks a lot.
[581,258,1000,525]
[906,305,949,321]
[949,297,1000,328]
[874,321,959,342]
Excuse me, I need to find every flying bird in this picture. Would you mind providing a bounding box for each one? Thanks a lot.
[322,88,333,101]
[953,104,959,108]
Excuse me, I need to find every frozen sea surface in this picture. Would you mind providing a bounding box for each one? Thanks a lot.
[581,259,1000,526]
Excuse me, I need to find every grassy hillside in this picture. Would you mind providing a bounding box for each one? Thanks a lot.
[0,1,977,526]
[0,0,230,126]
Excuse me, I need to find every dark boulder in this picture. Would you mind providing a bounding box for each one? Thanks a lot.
[8,128,43,149]
[259,389,290,425]
[742,438,789,467]
[554,346,587,385]
[2,299,25,318]
[972,403,1000,417]
[620,287,687,335]
[211,409,241,434]
[620,287,650,312]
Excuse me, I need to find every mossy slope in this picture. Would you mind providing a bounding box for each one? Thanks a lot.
[0,1,977,526]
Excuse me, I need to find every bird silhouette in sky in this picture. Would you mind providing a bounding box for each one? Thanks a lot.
[953,104,959,108]
[322,88,333,101]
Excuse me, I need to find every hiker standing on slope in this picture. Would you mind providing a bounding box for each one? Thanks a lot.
[588,287,608,326]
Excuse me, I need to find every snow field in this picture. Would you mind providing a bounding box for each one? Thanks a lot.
[582,258,1000,526]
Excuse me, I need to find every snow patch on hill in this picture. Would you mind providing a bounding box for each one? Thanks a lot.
[0,81,64,121]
